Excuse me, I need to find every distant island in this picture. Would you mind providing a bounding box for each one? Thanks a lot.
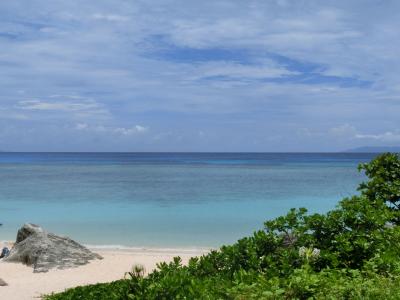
[345,146,400,153]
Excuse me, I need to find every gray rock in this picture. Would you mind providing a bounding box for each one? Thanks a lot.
[0,278,7,286]
[16,223,44,243]
[4,223,102,273]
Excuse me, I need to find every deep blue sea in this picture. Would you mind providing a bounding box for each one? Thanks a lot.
[0,153,377,248]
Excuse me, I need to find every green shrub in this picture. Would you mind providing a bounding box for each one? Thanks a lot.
[44,280,132,300]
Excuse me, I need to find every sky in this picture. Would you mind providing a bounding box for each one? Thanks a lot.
[0,0,399,152]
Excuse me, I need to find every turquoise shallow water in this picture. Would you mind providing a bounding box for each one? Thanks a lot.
[0,153,376,247]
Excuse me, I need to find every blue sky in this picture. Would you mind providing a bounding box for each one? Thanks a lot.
[0,0,399,151]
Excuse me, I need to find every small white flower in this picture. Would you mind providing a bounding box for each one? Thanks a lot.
[299,246,320,262]
[311,248,320,258]
[299,246,307,257]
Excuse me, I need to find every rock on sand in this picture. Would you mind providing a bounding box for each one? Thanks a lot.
[4,223,102,273]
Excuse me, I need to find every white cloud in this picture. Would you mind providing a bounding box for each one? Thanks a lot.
[355,131,400,142]
[114,125,148,135]
[19,100,100,112]
[15,97,110,120]
[330,125,400,143]
[191,61,297,81]
[75,123,89,130]
[75,123,148,136]
[92,13,129,22]
[330,124,357,137]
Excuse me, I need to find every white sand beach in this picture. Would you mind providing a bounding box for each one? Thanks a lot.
[0,242,208,300]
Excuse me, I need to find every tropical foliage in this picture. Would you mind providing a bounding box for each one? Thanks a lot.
[45,153,400,300]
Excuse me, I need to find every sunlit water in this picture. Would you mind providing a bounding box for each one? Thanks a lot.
[0,153,376,248]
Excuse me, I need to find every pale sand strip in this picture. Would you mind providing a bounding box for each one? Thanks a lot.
[0,244,209,300]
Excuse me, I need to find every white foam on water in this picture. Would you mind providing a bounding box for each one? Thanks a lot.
[85,244,213,254]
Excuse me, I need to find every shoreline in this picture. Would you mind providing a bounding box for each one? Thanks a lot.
[2,240,214,253]
[0,242,209,300]
[86,244,214,254]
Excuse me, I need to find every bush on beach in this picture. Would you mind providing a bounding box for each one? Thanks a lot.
[45,153,400,299]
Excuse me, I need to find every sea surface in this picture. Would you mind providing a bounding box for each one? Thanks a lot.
[0,153,377,248]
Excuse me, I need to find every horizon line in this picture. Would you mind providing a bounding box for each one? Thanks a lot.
[0,150,395,154]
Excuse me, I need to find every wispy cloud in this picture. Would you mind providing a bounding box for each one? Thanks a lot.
[190,61,298,81]
[19,99,100,112]
[91,13,129,22]
[330,124,400,143]
[330,124,357,138]
[75,123,149,136]
[14,96,110,122]
[355,131,400,142]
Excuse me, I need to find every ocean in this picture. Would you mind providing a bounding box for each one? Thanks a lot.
[0,152,377,248]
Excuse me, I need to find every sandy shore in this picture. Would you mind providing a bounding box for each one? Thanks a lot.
[0,242,208,300]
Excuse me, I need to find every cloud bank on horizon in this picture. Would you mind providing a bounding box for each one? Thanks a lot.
[0,0,399,151]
